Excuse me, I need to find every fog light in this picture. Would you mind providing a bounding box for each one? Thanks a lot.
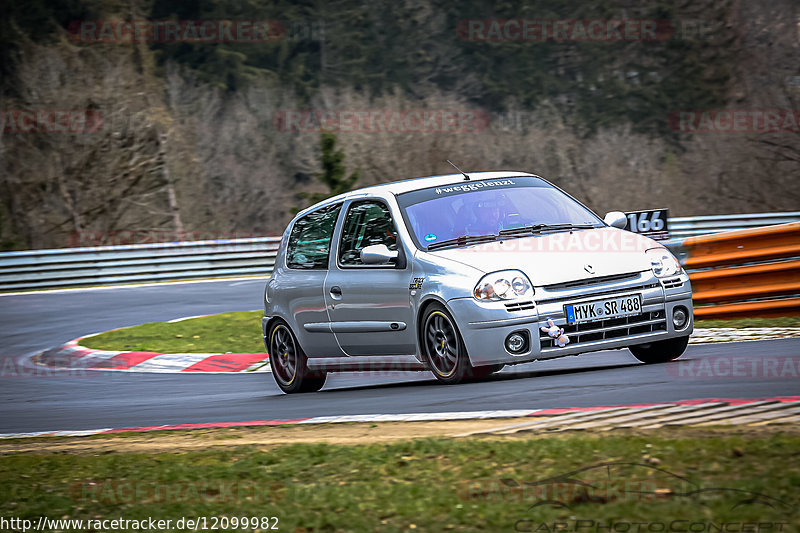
[505,331,529,354]
[672,306,689,330]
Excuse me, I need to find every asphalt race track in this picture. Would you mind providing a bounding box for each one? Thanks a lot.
[1,279,798,433]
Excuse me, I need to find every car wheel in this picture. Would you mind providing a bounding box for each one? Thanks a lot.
[629,335,690,364]
[421,303,484,384]
[268,320,327,393]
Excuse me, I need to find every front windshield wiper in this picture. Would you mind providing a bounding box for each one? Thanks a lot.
[498,223,596,236]
[427,233,498,251]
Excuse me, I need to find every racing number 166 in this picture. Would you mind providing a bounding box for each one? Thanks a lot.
[626,211,665,233]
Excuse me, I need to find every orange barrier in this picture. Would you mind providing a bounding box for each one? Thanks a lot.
[680,222,800,319]
[682,222,800,269]
[690,260,800,304]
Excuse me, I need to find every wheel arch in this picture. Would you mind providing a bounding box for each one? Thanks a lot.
[264,314,308,355]
[416,295,458,357]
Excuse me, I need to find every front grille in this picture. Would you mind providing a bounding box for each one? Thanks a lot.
[661,277,683,289]
[544,272,640,291]
[535,282,659,303]
[539,310,667,349]
[505,301,536,312]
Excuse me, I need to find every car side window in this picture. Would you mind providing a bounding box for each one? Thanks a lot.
[286,204,341,269]
[339,200,399,266]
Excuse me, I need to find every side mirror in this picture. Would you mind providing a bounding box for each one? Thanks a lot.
[360,244,399,265]
[604,211,627,229]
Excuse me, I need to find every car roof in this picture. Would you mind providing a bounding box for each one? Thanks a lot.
[296,170,541,217]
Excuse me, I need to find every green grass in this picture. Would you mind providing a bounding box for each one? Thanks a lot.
[1,433,798,532]
[81,310,265,353]
[81,311,800,354]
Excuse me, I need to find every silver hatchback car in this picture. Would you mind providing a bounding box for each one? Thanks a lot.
[263,171,692,393]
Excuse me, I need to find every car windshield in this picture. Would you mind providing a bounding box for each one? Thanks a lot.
[396,176,603,249]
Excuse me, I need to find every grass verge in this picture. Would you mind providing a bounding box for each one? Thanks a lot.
[81,311,800,354]
[81,310,264,353]
[1,427,798,532]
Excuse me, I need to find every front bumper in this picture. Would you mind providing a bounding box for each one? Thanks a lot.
[447,271,693,366]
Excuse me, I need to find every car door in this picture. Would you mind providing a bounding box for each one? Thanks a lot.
[323,199,416,356]
[280,203,345,357]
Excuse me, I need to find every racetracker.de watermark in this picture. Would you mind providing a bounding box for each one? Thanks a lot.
[273,110,491,133]
[455,230,655,254]
[669,110,800,133]
[460,479,685,503]
[513,520,789,533]
[1,357,100,379]
[1,110,103,133]
[67,19,285,43]
[466,462,791,532]
[457,19,673,42]
[668,356,800,379]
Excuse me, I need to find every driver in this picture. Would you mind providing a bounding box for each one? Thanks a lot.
[467,197,504,235]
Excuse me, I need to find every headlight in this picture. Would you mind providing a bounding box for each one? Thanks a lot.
[474,270,534,301]
[646,248,682,278]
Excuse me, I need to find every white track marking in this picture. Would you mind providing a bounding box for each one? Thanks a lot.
[0,275,266,296]
[638,402,788,428]
[228,279,264,287]
[167,315,210,323]
[693,402,800,426]
[1,400,798,440]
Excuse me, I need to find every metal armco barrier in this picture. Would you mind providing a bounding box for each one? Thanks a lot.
[668,212,800,240]
[0,237,281,291]
[1,211,799,293]
[673,222,800,319]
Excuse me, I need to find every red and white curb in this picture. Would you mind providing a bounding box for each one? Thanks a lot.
[31,338,270,374]
[31,327,800,375]
[459,396,800,436]
[1,397,797,440]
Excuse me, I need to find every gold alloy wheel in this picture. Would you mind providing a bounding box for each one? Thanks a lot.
[269,324,298,386]
[424,310,460,378]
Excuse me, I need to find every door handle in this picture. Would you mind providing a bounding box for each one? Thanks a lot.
[329,286,342,300]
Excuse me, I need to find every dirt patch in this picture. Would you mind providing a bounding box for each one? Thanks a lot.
[1,419,798,455]
[0,418,532,454]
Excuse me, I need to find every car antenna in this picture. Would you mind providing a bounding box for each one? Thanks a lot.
[447,160,470,181]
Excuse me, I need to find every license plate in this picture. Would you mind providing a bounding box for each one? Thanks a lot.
[564,294,642,324]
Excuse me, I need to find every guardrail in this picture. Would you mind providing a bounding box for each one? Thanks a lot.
[1,211,799,293]
[668,212,800,240]
[670,222,800,319]
[0,237,281,291]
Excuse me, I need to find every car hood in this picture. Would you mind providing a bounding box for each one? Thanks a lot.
[428,227,656,286]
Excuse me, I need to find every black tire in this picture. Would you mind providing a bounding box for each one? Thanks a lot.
[268,320,327,393]
[421,303,487,384]
[629,335,690,364]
